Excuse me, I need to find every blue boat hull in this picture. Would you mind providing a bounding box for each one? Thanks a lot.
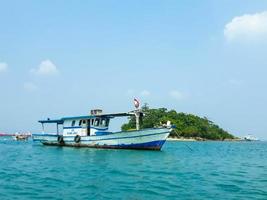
[33,128,171,150]
[43,140,166,150]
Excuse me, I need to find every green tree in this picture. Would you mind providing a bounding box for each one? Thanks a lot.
[121,105,235,140]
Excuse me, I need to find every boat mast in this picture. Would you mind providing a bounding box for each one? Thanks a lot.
[135,111,140,130]
[133,98,141,130]
[41,123,44,134]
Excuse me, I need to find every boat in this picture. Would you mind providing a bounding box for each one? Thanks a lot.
[12,132,31,141]
[0,133,15,137]
[243,134,259,141]
[32,102,173,150]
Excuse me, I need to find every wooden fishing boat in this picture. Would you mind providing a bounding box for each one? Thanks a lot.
[33,101,172,150]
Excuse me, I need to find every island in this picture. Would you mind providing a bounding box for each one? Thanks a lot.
[122,104,237,141]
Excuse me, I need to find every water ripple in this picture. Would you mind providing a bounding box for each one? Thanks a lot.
[0,139,267,199]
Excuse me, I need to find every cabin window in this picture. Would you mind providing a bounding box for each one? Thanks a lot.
[94,118,100,126]
[100,118,108,127]
[81,120,87,127]
[71,120,76,127]
[79,120,82,126]
[91,119,94,125]
[105,119,110,127]
[99,118,110,127]
[101,119,105,127]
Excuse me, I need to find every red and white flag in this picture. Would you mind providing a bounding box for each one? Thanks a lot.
[134,98,140,109]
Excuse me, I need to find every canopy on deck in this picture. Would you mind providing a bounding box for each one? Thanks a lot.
[38,119,64,124]
[38,112,135,124]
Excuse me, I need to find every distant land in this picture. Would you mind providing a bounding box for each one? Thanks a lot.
[122,104,237,141]
[0,133,15,136]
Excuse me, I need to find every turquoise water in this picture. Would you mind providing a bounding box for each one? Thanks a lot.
[0,138,267,200]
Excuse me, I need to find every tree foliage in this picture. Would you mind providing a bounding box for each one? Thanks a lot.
[121,104,235,140]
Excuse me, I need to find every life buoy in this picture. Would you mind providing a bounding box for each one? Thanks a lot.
[57,135,64,144]
[74,135,81,143]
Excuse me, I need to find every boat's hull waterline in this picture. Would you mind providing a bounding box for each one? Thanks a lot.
[33,128,171,150]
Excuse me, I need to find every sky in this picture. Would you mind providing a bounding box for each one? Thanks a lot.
[1,0,267,139]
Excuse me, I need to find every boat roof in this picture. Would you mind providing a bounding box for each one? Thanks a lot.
[38,112,133,124]
[38,119,64,124]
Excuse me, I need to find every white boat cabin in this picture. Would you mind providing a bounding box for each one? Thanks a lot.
[63,116,110,136]
[39,110,132,136]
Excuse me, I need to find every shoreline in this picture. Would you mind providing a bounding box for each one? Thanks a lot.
[167,137,197,141]
[167,137,242,142]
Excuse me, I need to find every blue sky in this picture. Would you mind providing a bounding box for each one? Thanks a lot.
[1,0,267,139]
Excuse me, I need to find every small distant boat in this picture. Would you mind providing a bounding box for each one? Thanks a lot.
[33,101,173,150]
[0,133,15,137]
[12,132,31,141]
[243,135,259,141]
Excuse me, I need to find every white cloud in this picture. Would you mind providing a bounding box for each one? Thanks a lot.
[140,90,151,97]
[23,82,38,91]
[0,62,8,73]
[224,11,267,42]
[126,89,135,96]
[224,79,244,87]
[227,79,243,87]
[126,89,151,97]
[31,59,59,76]
[169,90,186,101]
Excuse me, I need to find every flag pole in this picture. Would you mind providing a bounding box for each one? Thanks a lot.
[135,111,140,130]
[133,98,141,130]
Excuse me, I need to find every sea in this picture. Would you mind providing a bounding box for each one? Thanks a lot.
[0,137,266,200]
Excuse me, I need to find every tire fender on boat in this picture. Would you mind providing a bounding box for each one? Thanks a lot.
[57,135,64,144]
[74,135,81,143]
